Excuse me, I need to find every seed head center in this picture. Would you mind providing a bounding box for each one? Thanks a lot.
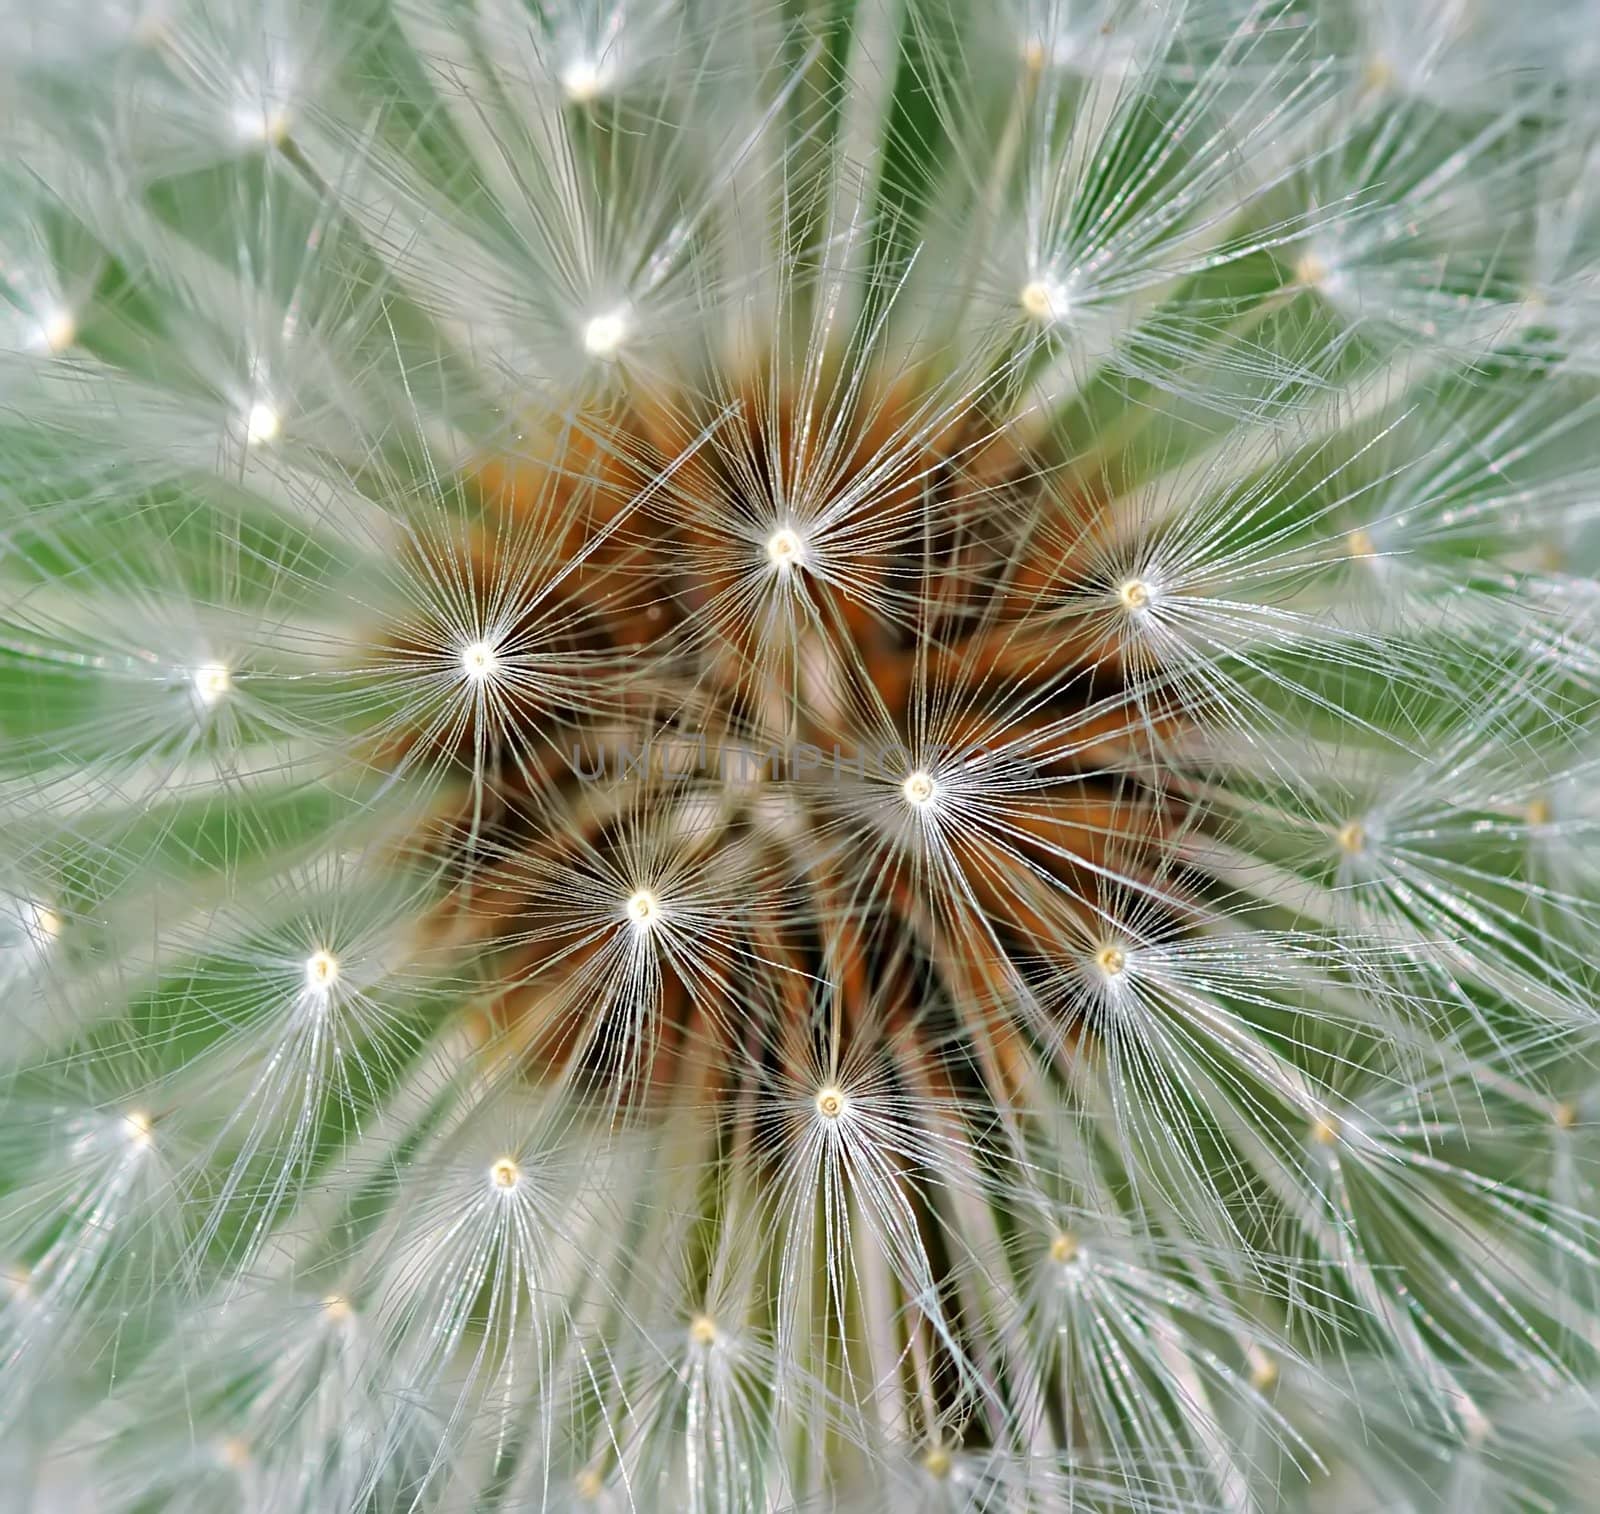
[766,526,806,571]
[625,888,660,928]
[561,56,614,103]
[1117,578,1152,612]
[1021,278,1069,323]
[189,662,233,707]
[1095,943,1127,978]
[582,306,630,358]
[816,1087,847,1121]
[304,950,340,992]
[244,402,281,446]
[37,307,76,353]
[461,639,500,682]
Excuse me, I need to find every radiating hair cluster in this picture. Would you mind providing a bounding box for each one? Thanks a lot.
[3,0,1600,1509]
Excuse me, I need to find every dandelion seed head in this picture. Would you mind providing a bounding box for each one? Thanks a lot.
[581,306,631,358]
[7,3,1598,1503]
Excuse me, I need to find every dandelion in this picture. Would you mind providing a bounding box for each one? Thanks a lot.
[3,0,1600,1508]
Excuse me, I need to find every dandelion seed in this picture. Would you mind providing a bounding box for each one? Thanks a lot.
[5,898,62,959]
[1117,577,1154,612]
[1296,250,1332,288]
[459,638,500,683]
[901,770,937,809]
[1336,819,1367,855]
[232,102,291,146]
[489,1156,521,1190]
[187,662,232,707]
[624,887,660,929]
[216,1435,252,1471]
[1049,1231,1079,1265]
[560,55,616,104]
[1361,54,1395,94]
[765,525,806,573]
[243,401,280,446]
[303,950,339,994]
[1020,277,1070,324]
[815,1087,847,1121]
[1248,1347,1279,1391]
[1094,943,1128,979]
[121,1110,154,1150]
[688,1313,718,1347]
[581,305,631,358]
[921,1445,952,1480]
[33,306,76,353]
[321,1293,351,1321]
